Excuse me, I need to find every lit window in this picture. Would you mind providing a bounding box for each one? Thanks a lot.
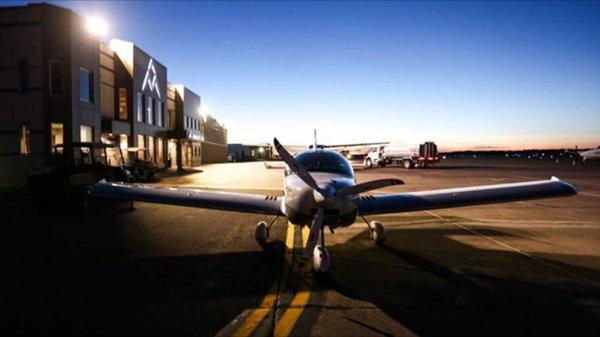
[137,134,145,159]
[19,125,30,154]
[80,125,93,142]
[79,68,94,103]
[50,60,62,96]
[51,123,64,149]
[119,88,127,120]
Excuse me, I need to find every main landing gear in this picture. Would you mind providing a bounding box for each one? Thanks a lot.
[255,215,279,247]
[361,215,387,244]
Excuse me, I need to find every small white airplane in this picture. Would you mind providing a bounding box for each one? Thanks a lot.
[89,137,577,274]
[579,146,600,163]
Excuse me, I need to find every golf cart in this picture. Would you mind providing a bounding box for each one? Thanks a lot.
[124,147,159,181]
[27,142,133,207]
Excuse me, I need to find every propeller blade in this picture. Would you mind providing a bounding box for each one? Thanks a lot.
[337,178,404,198]
[302,208,324,261]
[274,137,322,194]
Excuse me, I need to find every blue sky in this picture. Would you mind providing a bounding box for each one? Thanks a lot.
[10,1,600,149]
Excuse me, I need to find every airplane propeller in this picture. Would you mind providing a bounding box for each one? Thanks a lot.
[273,138,404,265]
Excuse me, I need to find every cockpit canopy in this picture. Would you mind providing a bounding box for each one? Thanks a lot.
[292,150,354,176]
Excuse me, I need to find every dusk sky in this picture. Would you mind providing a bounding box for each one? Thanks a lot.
[10,1,600,150]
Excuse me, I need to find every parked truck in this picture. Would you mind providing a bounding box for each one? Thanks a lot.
[364,142,439,169]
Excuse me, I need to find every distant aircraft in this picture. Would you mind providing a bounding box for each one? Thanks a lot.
[579,146,600,163]
[89,137,577,274]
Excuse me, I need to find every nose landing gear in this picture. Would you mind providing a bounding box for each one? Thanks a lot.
[313,244,330,274]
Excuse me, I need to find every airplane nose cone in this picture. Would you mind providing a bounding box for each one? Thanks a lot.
[313,184,336,204]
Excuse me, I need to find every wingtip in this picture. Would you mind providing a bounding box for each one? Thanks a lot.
[392,179,405,185]
[550,176,577,195]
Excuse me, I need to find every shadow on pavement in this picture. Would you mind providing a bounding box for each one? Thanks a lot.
[2,203,285,337]
[321,226,600,337]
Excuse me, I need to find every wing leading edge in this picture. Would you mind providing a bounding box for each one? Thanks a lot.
[355,177,577,215]
[89,181,284,215]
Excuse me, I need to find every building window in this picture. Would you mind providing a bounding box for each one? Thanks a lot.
[147,96,153,124]
[18,58,28,95]
[50,60,62,96]
[137,134,145,160]
[51,123,64,149]
[157,137,164,163]
[161,102,166,128]
[137,93,143,122]
[156,100,162,127]
[79,68,94,103]
[152,98,157,126]
[148,136,155,163]
[19,125,30,154]
[118,88,127,120]
[80,125,93,142]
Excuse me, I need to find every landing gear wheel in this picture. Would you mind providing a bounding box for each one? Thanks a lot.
[255,221,269,247]
[312,244,331,275]
[370,221,387,244]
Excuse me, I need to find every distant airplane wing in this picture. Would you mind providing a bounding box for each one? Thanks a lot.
[354,177,577,215]
[88,181,284,215]
[266,160,365,170]
[264,161,287,169]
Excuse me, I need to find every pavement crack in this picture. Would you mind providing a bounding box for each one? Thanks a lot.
[343,316,396,337]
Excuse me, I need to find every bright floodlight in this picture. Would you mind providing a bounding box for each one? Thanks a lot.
[86,16,108,37]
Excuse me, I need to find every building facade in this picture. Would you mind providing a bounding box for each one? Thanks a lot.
[0,3,227,186]
[107,39,168,167]
[227,144,272,161]
[0,3,101,186]
[167,84,227,169]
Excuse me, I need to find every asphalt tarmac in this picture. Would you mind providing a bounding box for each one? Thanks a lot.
[2,158,599,336]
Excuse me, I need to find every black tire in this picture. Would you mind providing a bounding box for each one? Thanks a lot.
[365,158,373,169]
[403,159,414,169]
[378,161,387,168]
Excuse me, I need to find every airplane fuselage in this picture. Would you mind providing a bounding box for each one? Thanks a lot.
[580,148,600,162]
[282,150,359,228]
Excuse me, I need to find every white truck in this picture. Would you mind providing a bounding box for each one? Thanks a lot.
[364,142,439,169]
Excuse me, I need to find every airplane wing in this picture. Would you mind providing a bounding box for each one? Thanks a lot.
[354,177,577,215]
[88,181,284,215]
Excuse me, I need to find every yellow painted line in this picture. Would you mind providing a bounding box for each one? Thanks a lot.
[274,288,311,337]
[301,225,310,247]
[285,222,296,250]
[285,222,296,265]
[274,224,312,337]
[230,222,295,337]
[230,282,279,337]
